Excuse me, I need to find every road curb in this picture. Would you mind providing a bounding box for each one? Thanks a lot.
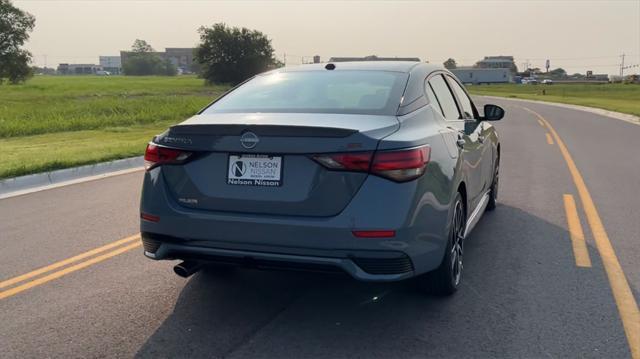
[0,156,144,199]
[479,96,640,126]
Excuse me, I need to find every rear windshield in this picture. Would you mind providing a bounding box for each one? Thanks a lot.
[202,70,408,116]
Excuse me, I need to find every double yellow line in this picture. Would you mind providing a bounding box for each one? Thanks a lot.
[563,194,592,267]
[0,234,141,300]
[525,107,640,359]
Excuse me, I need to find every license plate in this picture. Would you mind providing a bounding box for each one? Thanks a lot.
[227,154,282,187]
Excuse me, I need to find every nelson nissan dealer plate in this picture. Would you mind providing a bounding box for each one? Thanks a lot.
[227,154,283,186]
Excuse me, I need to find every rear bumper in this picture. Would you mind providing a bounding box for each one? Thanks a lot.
[142,232,415,282]
[140,167,453,281]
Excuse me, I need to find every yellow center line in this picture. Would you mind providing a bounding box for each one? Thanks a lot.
[0,234,140,289]
[523,107,640,359]
[0,241,141,300]
[538,119,545,127]
[563,194,592,267]
[546,133,554,145]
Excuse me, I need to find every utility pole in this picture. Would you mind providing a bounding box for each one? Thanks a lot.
[283,52,287,67]
[620,53,625,77]
[43,54,47,69]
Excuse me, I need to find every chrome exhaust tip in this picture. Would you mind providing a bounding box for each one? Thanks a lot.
[173,261,202,278]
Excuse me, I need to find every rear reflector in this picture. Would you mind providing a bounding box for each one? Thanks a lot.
[352,230,396,238]
[144,143,192,171]
[140,213,160,222]
[312,146,430,182]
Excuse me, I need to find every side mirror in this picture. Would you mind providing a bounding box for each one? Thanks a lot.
[483,104,505,121]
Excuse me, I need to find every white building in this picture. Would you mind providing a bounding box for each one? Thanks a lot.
[99,56,122,74]
[451,67,513,84]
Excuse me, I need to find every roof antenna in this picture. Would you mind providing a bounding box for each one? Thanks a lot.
[325,63,336,70]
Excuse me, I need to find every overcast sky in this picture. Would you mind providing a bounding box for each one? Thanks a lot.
[14,0,640,75]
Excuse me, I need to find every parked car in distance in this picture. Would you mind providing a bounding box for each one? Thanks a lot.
[139,61,504,295]
[542,79,554,85]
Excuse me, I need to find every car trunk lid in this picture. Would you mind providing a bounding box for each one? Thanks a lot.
[157,113,399,217]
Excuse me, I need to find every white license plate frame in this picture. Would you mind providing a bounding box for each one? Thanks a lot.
[227,154,283,187]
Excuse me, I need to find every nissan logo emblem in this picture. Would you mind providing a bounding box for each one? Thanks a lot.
[240,131,259,149]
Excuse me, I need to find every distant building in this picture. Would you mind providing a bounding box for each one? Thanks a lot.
[328,55,421,62]
[165,48,196,73]
[57,63,103,75]
[586,73,609,81]
[120,47,197,74]
[475,56,518,74]
[99,56,122,75]
[451,67,513,84]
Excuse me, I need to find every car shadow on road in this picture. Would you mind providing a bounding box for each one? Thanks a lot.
[135,205,629,359]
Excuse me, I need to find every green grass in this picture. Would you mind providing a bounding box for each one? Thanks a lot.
[0,75,229,179]
[2,78,639,180]
[467,83,640,117]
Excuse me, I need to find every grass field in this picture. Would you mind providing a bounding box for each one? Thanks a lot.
[467,83,640,117]
[0,76,229,179]
[2,78,639,180]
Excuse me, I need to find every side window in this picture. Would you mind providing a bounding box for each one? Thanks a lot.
[425,81,444,117]
[446,76,474,119]
[428,75,460,120]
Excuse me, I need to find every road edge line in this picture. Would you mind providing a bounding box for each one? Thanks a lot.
[481,96,640,126]
[0,156,144,200]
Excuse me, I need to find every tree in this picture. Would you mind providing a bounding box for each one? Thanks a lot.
[122,39,177,76]
[549,68,567,78]
[132,39,154,53]
[522,67,543,77]
[0,0,35,84]
[195,23,279,84]
[443,58,457,69]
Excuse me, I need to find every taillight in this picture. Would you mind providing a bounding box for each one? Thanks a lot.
[311,152,373,171]
[144,143,192,171]
[371,146,430,182]
[311,146,430,182]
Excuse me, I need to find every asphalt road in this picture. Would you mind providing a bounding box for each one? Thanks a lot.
[1,98,638,358]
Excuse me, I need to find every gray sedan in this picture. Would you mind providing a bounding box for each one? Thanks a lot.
[139,61,504,295]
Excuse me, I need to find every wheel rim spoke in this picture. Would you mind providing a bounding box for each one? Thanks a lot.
[451,200,465,286]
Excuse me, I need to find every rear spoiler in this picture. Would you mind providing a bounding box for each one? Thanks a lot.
[168,124,357,138]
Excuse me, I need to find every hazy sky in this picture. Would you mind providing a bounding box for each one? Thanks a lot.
[14,0,640,75]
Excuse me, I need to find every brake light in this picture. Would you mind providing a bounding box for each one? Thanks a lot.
[312,146,430,182]
[144,143,192,171]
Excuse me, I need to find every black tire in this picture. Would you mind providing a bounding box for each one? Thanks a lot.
[417,192,466,296]
[486,157,499,211]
